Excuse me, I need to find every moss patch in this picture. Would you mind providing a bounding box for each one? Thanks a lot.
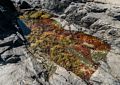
[22,10,111,80]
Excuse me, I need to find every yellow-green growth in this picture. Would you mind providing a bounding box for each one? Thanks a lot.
[30,11,42,19]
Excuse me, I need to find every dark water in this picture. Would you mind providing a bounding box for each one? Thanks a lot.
[17,19,31,36]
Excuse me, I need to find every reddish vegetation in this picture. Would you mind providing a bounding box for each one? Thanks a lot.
[74,32,111,51]
[27,16,111,80]
[73,44,94,64]
[29,18,111,64]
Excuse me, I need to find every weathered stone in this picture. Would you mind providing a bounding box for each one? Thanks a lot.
[90,17,112,33]
[66,9,87,25]
[49,65,87,85]
[85,2,107,13]
[106,7,120,21]
[64,2,80,14]
[52,18,79,31]
[90,61,120,85]
[81,14,98,27]
[107,52,120,80]
[94,0,120,5]
[114,38,120,48]
[111,46,120,54]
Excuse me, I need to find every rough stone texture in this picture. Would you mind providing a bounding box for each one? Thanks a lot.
[12,0,94,9]
[63,1,120,53]
[80,14,98,27]
[0,57,47,85]
[94,0,120,5]
[65,9,87,25]
[64,2,85,14]
[12,0,95,13]
[85,2,107,13]
[90,50,120,85]
[49,66,86,85]
[52,18,79,31]
[107,52,120,80]
[39,0,59,10]
[0,34,48,85]
[106,7,120,21]
[90,61,120,85]
[12,0,78,11]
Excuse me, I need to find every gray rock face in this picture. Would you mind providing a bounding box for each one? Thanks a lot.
[0,33,49,85]
[85,2,107,12]
[90,61,120,85]
[94,0,120,5]
[90,18,110,33]
[66,9,87,25]
[12,0,94,12]
[12,0,41,8]
[12,0,69,11]
[106,7,120,21]
[49,65,87,85]
[0,55,48,85]
[40,0,58,10]
[64,2,83,14]
[90,51,120,85]
[63,1,120,50]
[81,14,98,27]
[107,52,120,80]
